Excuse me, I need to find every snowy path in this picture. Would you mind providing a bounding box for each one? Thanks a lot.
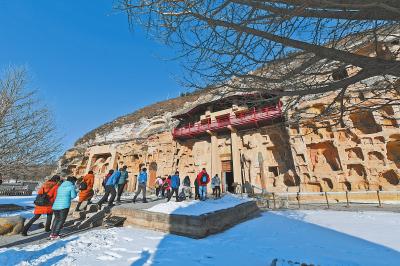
[0,210,399,266]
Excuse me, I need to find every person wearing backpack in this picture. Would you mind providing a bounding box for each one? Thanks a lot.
[75,171,95,211]
[21,175,61,236]
[102,169,114,188]
[116,166,129,203]
[133,168,148,203]
[167,171,180,202]
[161,176,168,198]
[162,175,171,198]
[97,168,121,208]
[196,168,210,201]
[50,176,78,240]
[154,176,163,198]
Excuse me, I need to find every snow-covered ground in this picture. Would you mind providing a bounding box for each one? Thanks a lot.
[146,194,251,215]
[0,195,36,219]
[1,209,399,266]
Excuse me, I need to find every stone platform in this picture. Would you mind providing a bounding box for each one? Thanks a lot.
[111,199,260,239]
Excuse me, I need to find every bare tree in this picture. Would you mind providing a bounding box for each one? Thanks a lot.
[0,68,60,180]
[117,0,400,123]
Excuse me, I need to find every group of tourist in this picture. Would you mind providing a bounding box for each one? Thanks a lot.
[22,175,85,240]
[22,166,223,239]
[151,168,221,202]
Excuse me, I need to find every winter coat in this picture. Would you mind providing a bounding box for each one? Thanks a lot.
[154,177,163,188]
[102,173,112,187]
[118,170,129,185]
[137,171,148,184]
[52,181,77,210]
[183,176,191,187]
[170,175,180,189]
[79,173,94,202]
[34,181,59,215]
[211,176,221,188]
[162,179,171,191]
[197,171,210,186]
[105,170,121,186]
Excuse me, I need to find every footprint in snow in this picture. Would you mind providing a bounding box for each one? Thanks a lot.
[127,256,140,262]
[104,251,123,259]
[97,256,116,261]
[145,236,163,240]
[111,247,128,252]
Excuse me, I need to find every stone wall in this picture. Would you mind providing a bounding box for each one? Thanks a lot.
[111,201,260,238]
[64,102,400,195]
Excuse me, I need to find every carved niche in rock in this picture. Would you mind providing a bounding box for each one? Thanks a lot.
[381,170,399,186]
[387,134,400,168]
[349,111,382,135]
[308,142,342,173]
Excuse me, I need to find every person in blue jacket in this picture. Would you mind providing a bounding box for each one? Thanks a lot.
[50,176,77,240]
[116,166,129,203]
[167,171,180,202]
[97,168,121,208]
[133,168,148,203]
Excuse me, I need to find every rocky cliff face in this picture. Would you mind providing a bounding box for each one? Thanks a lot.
[74,88,219,148]
[58,88,218,171]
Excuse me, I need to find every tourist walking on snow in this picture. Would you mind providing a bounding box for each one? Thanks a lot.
[154,176,163,198]
[167,171,180,202]
[163,175,171,198]
[50,176,77,240]
[98,168,121,208]
[102,169,114,188]
[161,176,169,198]
[211,174,221,199]
[22,175,61,236]
[197,168,210,201]
[182,175,192,199]
[75,171,95,211]
[116,166,129,203]
[133,168,148,203]
[194,177,200,200]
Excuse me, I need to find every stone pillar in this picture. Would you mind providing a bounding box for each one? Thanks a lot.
[230,128,242,185]
[210,132,220,179]
[85,153,95,174]
[109,151,118,170]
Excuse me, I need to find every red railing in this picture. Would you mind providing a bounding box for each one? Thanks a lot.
[172,102,283,139]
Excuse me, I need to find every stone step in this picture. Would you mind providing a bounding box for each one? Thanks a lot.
[77,208,109,230]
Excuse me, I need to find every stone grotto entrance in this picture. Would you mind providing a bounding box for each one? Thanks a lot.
[222,160,235,192]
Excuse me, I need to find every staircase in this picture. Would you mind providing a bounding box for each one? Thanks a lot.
[69,202,110,230]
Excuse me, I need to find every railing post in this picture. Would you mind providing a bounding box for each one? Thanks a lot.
[345,191,350,208]
[377,190,382,208]
[296,192,301,209]
[272,193,276,209]
[325,192,330,209]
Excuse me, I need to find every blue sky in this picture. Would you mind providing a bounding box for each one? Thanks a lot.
[0,0,185,150]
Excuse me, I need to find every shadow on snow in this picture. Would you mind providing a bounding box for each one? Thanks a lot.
[130,203,400,266]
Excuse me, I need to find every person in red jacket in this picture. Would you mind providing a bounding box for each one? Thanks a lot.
[21,175,61,236]
[196,168,210,201]
[162,175,172,198]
